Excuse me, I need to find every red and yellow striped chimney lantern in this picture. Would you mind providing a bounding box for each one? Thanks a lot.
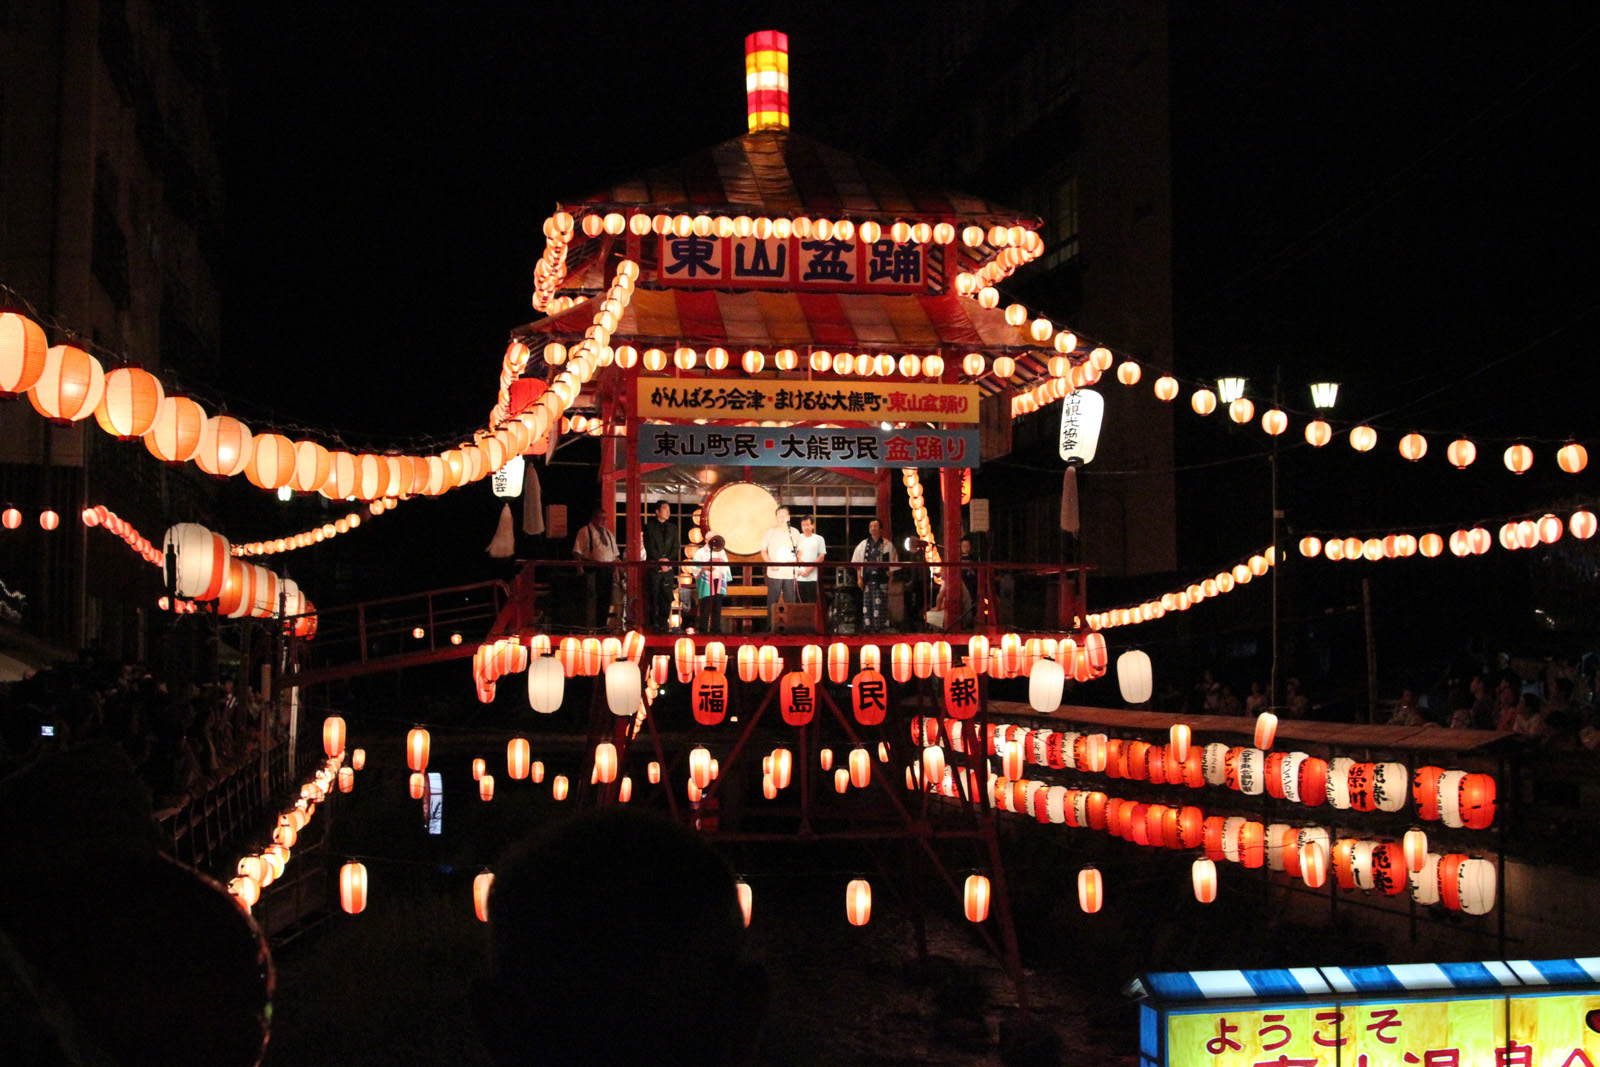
[745,31,790,132]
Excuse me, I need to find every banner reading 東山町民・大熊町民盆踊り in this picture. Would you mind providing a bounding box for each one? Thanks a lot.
[638,425,977,468]
[636,378,981,423]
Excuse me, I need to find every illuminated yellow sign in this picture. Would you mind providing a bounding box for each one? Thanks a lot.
[1166,993,1600,1067]
[636,378,981,424]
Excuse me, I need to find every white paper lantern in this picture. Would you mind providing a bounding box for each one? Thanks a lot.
[604,660,641,717]
[1044,785,1069,823]
[527,656,565,713]
[1202,743,1230,787]
[1058,731,1080,769]
[1436,770,1467,828]
[491,454,525,498]
[1058,389,1105,465]
[1351,841,1377,890]
[163,522,231,600]
[1237,748,1266,796]
[1266,824,1292,872]
[1327,757,1355,809]
[1372,762,1409,813]
[1221,816,1247,863]
[1459,858,1496,915]
[1027,657,1065,712]
[1116,649,1152,704]
[1411,852,1441,905]
[1281,752,1308,804]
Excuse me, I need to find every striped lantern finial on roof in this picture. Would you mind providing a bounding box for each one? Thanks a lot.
[745,30,789,132]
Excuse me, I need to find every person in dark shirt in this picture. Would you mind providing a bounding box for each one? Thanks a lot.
[643,501,681,631]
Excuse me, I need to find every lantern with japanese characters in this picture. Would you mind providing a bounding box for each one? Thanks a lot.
[849,669,887,725]
[780,671,816,726]
[692,669,729,726]
[944,664,980,720]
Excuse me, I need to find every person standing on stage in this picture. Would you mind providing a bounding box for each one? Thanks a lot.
[759,506,799,627]
[643,500,680,630]
[573,505,619,630]
[794,516,826,604]
[692,534,731,635]
[851,519,897,633]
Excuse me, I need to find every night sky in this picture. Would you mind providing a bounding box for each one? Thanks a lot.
[213,4,1600,683]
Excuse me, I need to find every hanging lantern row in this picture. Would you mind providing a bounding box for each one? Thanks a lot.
[532,209,1043,314]
[234,497,397,557]
[1087,548,1275,632]
[1298,509,1598,564]
[1,307,578,540]
[229,752,348,914]
[79,504,165,566]
[915,715,1496,827]
[156,522,318,633]
[1,506,63,530]
[940,771,1496,915]
[901,468,943,577]
[1008,350,1113,418]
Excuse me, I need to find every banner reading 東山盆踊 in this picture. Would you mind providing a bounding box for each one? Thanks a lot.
[636,378,981,424]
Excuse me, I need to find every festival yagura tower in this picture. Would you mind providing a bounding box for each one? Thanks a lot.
[512,31,1100,634]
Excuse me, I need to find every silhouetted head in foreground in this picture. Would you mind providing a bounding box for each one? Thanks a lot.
[475,808,767,1067]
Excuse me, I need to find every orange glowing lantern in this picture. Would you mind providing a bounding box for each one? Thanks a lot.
[1398,433,1427,461]
[474,871,494,922]
[675,637,697,683]
[29,344,105,422]
[1190,389,1216,416]
[845,878,872,925]
[479,774,495,801]
[1504,444,1533,474]
[781,671,817,726]
[1301,841,1328,888]
[323,715,346,758]
[507,738,530,779]
[801,644,824,684]
[409,772,426,799]
[1404,829,1429,873]
[827,642,850,684]
[891,642,913,683]
[340,861,368,914]
[0,310,47,396]
[551,774,569,801]
[758,645,783,683]
[1077,867,1103,913]
[1446,438,1476,468]
[964,874,991,922]
[1304,420,1332,447]
[594,742,618,784]
[853,668,888,724]
[1254,712,1278,750]
[94,367,164,439]
[1192,858,1218,903]
[692,669,729,726]
[703,640,727,674]
[1557,443,1587,474]
[407,727,430,772]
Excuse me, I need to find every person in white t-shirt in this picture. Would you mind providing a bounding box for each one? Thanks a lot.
[759,507,799,625]
[573,505,619,629]
[794,516,826,604]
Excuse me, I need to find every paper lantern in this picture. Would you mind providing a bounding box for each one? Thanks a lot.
[1349,425,1377,452]
[758,645,783,683]
[471,757,487,781]
[768,747,792,790]
[692,669,729,726]
[1253,712,1278,750]
[0,311,47,396]
[1459,772,1497,830]
[409,772,426,799]
[29,344,105,422]
[1397,829,1429,876]
[1077,867,1103,913]
[802,643,825,684]
[911,641,935,680]
[1446,438,1476,468]
[163,523,231,600]
[891,642,912,683]
[351,748,366,771]
[1190,388,1216,416]
[93,366,165,439]
[472,871,495,922]
[848,747,871,789]
[1419,532,1444,557]
[689,746,713,790]
[1028,657,1065,712]
[191,415,253,477]
[323,715,346,758]
[38,509,58,530]
[674,637,697,682]
[340,861,368,914]
[479,774,495,800]
[1113,649,1152,704]
[1191,858,1218,904]
[1398,433,1427,461]
[942,664,980,720]
[845,879,872,925]
[507,738,531,780]
[527,657,564,713]
[1300,841,1328,888]
[1556,442,1587,474]
[819,748,834,772]
[1001,741,1024,780]
[1503,444,1533,474]
[824,641,850,684]
[1455,857,1496,915]
[728,880,752,929]
[921,744,945,784]
[407,727,430,772]
[832,767,849,793]
[1083,632,1108,673]
[1165,724,1191,765]
[603,660,642,717]
[593,742,618,785]
[551,775,569,801]
[228,875,260,911]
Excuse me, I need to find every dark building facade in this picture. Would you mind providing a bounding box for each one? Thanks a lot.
[814,0,1177,579]
[1,0,223,658]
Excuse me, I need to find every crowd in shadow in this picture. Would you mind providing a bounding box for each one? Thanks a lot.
[0,655,281,811]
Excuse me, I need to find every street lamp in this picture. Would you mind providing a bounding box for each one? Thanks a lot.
[1216,377,1248,404]
[1310,382,1339,409]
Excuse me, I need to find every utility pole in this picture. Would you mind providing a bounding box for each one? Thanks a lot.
[1270,367,1282,708]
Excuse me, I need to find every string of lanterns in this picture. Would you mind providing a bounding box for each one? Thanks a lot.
[80,504,164,566]
[1085,548,1276,632]
[1,309,548,511]
[232,496,401,557]
[1298,507,1597,561]
[901,468,943,577]
[231,738,357,914]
